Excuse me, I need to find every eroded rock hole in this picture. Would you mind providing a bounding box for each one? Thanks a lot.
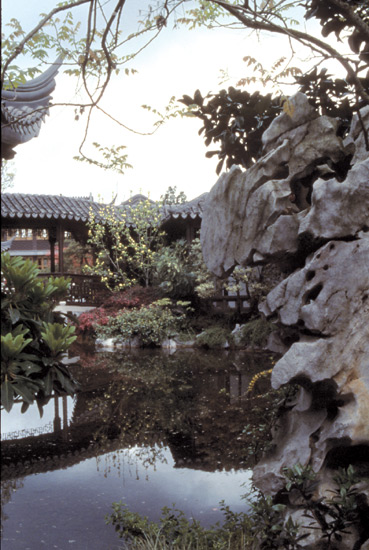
[305,283,323,303]
[306,270,315,281]
[323,264,329,270]
[325,444,369,473]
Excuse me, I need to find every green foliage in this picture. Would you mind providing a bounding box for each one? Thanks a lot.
[179,1,368,175]
[247,493,303,549]
[63,237,93,274]
[1,160,15,191]
[282,463,365,546]
[160,185,187,205]
[236,318,275,349]
[180,87,281,174]
[196,326,232,349]
[1,253,77,412]
[73,142,132,175]
[96,299,190,347]
[41,322,77,357]
[86,198,165,291]
[153,239,197,299]
[107,465,366,550]
[107,501,253,549]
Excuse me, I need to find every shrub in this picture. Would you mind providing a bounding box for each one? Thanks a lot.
[153,240,197,299]
[102,285,159,310]
[196,326,232,349]
[1,253,77,412]
[76,286,160,336]
[237,318,275,349]
[96,299,190,347]
[76,307,111,335]
[107,502,253,549]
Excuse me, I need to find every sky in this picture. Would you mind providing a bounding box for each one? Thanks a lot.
[3,0,319,203]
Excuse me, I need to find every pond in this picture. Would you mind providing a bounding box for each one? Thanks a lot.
[1,348,274,550]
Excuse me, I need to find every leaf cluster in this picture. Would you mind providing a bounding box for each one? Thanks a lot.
[305,0,369,64]
[180,87,281,174]
[1,253,77,412]
[282,463,366,546]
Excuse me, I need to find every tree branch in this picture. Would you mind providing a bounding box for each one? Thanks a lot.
[210,0,369,105]
[1,0,92,84]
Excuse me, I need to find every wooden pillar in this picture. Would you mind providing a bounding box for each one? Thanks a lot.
[48,228,57,273]
[53,396,61,432]
[186,222,194,244]
[62,395,68,441]
[57,224,65,274]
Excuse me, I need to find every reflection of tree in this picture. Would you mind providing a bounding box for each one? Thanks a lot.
[1,478,24,532]
[97,444,168,481]
[1,350,275,480]
[72,350,275,472]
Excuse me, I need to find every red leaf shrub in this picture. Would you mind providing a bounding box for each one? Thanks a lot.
[102,286,161,310]
[76,286,161,335]
[77,308,111,335]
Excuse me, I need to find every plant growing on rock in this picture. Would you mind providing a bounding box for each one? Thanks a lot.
[107,465,367,550]
[1,253,77,412]
[282,463,368,548]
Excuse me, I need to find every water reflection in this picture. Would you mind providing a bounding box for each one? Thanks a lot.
[1,350,274,549]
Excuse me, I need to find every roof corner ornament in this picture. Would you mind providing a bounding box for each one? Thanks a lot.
[1,57,63,160]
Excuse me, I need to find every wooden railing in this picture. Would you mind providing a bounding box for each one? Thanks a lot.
[37,273,249,310]
[208,293,250,313]
[37,273,108,306]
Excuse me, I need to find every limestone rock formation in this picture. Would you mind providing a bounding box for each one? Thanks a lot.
[201,93,351,274]
[200,92,369,549]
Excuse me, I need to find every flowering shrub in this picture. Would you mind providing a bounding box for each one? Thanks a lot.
[85,198,165,291]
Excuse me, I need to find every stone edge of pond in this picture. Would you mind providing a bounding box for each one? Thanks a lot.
[94,337,272,353]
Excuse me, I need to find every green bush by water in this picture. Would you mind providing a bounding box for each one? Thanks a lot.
[1,253,77,412]
[107,465,367,549]
[96,298,191,346]
[195,326,232,349]
[237,318,275,349]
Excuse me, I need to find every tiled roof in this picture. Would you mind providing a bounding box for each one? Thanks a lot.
[1,193,107,223]
[162,192,208,220]
[120,193,208,221]
[1,192,208,227]
[1,59,63,159]
[1,236,15,252]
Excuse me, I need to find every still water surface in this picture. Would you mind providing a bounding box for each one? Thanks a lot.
[1,349,273,550]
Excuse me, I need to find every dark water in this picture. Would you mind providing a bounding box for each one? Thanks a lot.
[1,349,274,550]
